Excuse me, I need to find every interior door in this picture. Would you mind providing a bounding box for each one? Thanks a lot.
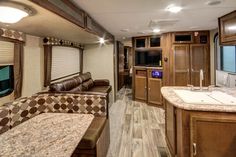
[173,44,190,86]
[190,44,209,86]
[148,78,162,105]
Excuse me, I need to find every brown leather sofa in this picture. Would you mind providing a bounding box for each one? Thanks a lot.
[49,72,111,94]
[0,88,110,157]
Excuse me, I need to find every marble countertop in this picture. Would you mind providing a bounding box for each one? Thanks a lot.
[0,113,94,157]
[161,86,236,112]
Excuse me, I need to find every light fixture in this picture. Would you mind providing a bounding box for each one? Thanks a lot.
[0,2,33,24]
[99,38,105,44]
[166,4,182,13]
[153,28,160,33]
[228,26,236,31]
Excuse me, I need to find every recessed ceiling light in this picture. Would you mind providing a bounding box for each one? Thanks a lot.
[166,5,182,13]
[153,29,161,33]
[206,0,222,6]
[0,2,33,24]
[99,37,105,44]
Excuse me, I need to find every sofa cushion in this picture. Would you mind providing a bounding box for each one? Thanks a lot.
[79,72,92,82]
[50,77,80,92]
[82,79,94,90]
[89,86,111,93]
[0,104,11,134]
[69,84,84,92]
[78,117,106,149]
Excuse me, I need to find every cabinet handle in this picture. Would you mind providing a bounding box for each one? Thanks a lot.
[148,88,150,90]
[193,143,197,156]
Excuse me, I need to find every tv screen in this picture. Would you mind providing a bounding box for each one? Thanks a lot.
[135,50,162,67]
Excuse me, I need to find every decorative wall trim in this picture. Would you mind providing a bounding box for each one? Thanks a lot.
[0,28,26,42]
[43,37,84,49]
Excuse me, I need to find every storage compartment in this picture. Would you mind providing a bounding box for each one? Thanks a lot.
[173,33,193,43]
[149,36,161,47]
[135,38,146,48]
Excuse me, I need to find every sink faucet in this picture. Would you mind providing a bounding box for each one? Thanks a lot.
[200,69,204,91]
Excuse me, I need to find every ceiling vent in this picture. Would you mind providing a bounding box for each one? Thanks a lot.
[149,19,179,28]
[206,0,222,6]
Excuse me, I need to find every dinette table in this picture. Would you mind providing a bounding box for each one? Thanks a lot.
[0,113,94,157]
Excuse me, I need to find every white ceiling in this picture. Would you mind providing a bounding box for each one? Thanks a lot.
[0,0,99,44]
[73,0,236,39]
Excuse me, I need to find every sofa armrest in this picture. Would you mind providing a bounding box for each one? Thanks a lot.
[93,79,110,86]
[0,103,11,134]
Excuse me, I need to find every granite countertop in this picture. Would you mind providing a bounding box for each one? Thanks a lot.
[0,113,94,157]
[161,86,236,112]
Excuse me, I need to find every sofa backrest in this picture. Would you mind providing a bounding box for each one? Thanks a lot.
[50,72,92,92]
[0,92,108,135]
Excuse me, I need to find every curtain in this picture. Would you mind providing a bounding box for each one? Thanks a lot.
[14,43,23,99]
[44,45,52,87]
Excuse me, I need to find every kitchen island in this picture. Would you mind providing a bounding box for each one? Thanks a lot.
[0,113,94,157]
[161,86,236,157]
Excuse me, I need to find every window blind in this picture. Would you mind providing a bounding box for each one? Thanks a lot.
[0,41,14,66]
[51,46,81,80]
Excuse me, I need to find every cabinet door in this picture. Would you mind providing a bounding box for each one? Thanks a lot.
[190,114,236,157]
[135,76,147,101]
[148,78,162,105]
[190,45,209,86]
[165,100,176,156]
[173,45,190,86]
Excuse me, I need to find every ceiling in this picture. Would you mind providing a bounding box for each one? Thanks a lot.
[0,0,99,44]
[73,0,236,40]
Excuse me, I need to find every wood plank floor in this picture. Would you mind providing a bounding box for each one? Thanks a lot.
[107,88,170,157]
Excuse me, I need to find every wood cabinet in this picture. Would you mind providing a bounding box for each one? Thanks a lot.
[172,44,210,86]
[148,77,162,105]
[134,74,147,101]
[219,10,236,45]
[190,114,236,157]
[173,44,190,86]
[134,67,162,106]
[134,36,161,48]
[164,98,236,157]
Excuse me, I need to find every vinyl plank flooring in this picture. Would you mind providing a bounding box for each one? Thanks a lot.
[107,88,171,157]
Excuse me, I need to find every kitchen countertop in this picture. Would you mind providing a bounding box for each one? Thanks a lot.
[0,113,94,157]
[161,86,236,112]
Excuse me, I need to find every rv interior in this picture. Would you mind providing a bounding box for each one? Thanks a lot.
[1,0,236,157]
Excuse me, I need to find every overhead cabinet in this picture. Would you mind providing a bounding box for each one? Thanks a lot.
[134,36,161,48]
[219,10,236,45]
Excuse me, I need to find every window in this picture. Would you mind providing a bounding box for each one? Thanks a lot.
[0,66,14,97]
[215,35,236,73]
[0,41,14,97]
[51,46,81,80]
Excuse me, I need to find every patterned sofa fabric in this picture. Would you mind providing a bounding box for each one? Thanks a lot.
[0,104,11,134]
[0,92,108,135]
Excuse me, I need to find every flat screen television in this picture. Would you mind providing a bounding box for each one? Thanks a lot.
[135,50,162,67]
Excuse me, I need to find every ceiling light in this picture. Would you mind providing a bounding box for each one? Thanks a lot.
[228,26,236,31]
[206,0,222,6]
[153,29,160,33]
[99,38,105,44]
[166,5,182,13]
[0,2,33,24]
